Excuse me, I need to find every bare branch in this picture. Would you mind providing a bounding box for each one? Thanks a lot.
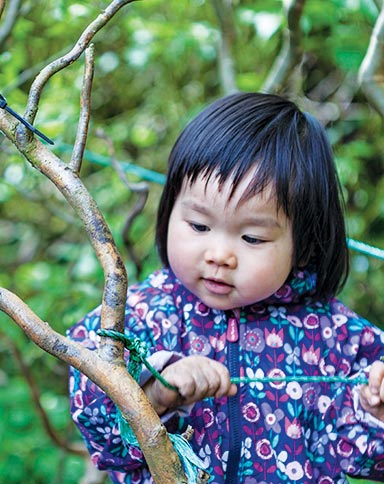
[0,98,188,481]
[70,44,95,172]
[0,107,127,360]
[262,0,306,94]
[358,3,384,116]
[17,0,138,145]
[0,287,188,484]
[211,0,238,94]
[0,0,21,49]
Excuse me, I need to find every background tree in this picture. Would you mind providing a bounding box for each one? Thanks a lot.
[0,1,384,483]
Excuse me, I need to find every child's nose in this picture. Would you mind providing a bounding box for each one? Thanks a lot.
[204,242,237,268]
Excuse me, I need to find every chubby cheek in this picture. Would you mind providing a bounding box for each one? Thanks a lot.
[242,251,292,301]
[167,233,192,281]
[167,249,184,277]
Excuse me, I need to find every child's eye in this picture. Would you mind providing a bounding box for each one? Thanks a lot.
[190,222,210,233]
[242,235,263,245]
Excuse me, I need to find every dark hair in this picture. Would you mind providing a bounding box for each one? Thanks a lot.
[156,92,349,299]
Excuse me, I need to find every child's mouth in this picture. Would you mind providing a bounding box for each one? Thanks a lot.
[203,278,233,295]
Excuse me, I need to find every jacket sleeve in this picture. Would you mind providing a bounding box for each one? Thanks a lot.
[311,305,384,480]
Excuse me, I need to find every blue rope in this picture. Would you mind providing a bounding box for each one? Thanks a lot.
[347,238,384,261]
[55,143,166,184]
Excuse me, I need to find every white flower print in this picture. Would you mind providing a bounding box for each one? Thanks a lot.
[286,381,303,400]
[255,438,273,460]
[245,366,265,390]
[285,461,304,481]
[317,395,331,414]
[198,444,212,468]
[242,402,261,423]
[150,271,167,287]
[331,314,348,327]
[284,343,301,366]
[241,437,252,459]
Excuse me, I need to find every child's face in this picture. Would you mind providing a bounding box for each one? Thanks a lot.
[167,172,294,311]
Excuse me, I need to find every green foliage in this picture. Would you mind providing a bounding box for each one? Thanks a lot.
[0,371,85,483]
[0,0,384,482]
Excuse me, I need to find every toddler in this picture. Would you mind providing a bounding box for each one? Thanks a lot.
[69,92,384,484]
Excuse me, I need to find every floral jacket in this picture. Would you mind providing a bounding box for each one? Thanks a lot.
[68,267,384,484]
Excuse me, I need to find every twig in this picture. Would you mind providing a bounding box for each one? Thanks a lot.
[70,44,95,173]
[0,0,21,49]
[211,0,238,94]
[358,3,384,117]
[262,0,306,94]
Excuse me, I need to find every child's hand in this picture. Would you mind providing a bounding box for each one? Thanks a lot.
[143,355,237,415]
[359,360,384,422]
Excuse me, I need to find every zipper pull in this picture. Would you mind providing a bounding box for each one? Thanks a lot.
[227,316,239,342]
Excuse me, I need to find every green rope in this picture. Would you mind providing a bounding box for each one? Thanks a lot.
[97,330,374,390]
[347,238,384,261]
[97,329,178,391]
[230,375,369,385]
[96,329,207,484]
[55,143,167,185]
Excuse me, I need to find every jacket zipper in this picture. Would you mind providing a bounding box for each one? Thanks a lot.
[225,311,241,483]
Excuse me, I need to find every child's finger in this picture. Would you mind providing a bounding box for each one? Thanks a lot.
[367,360,384,404]
[359,361,384,422]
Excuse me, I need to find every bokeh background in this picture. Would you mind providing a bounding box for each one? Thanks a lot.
[0,1,383,482]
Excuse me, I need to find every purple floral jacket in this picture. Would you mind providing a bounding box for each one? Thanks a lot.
[68,267,384,484]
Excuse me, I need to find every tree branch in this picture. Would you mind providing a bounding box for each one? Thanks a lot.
[70,44,95,173]
[0,0,21,49]
[262,0,306,94]
[0,53,187,479]
[0,287,188,484]
[358,2,384,116]
[0,2,194,481]
[211,0,238,94]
